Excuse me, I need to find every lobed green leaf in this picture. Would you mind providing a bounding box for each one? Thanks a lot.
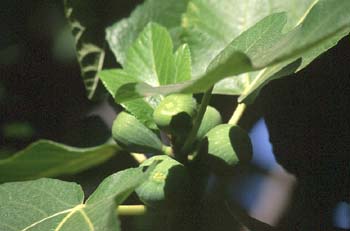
[182,0,317,78]
[101,23,193,127]
[106,0,188,66]
[0,166,154,231]
[99,69,157,129]
[124,0,350,102]
[0,140,119,183]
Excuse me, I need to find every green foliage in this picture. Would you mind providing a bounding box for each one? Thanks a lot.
[106,0,189,65]
[100,23,192,128]
[181,0,316,78]
[239,0,350,103]
[0,140,118,183]
[123,23,189,87]
[3,1,349,230]
[99,69,157,129]
[135,156,189,208]
[109,0,350,105]
[0,166,154,231]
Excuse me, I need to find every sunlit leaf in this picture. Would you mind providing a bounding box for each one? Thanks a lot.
[174,44,192,83]
[106,0,189,66]
[182,0,350,103]
[182,0,317,78]
[239,0,350,103]
[101,23,193,127]
[121,1,350,101]
[99,69,157,129]
[124,23,176,86]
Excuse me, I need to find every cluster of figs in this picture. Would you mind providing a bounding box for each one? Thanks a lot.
[112,94,252,208]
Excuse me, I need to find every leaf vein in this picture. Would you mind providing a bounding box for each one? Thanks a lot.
[78,208,95,231]
[54,204,85,231]
[21,207,74,231]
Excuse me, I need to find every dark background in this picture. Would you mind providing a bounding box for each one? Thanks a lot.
[260,36,350,230]
[1,1,349,230]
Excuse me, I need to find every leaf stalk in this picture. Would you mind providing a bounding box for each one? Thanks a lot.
[117,205,147,216]
[180,87,213,159]
[228,103,247,125]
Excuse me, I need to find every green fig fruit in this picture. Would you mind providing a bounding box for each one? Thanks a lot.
[136,155,190,208]
[153,94,197,135]
[112,112,163,154]
[203,124,252,173]
[196,106,222,140]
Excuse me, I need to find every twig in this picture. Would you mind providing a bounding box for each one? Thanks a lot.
[180,87,213,159]
[228,103,247,125]
[117,205,147,216]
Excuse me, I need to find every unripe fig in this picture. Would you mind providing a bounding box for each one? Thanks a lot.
[203,124,252,173]
[136,155,190,208]
[196,106,222,140]
[112,112,163,154]
[153,94,197,135]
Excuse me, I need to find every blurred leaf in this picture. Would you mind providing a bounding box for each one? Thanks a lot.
[0,166,153,231]
[64,0,107,100]
[122,1,350,101]
[2,122,35,139]
[0,148,15,160]
[0,140,119,182]
[52,26,77,63]
[106,0,189,66]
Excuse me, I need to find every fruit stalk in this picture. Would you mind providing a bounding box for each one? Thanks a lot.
[228,103,247,125]
[180,87,213,160]
[117,205,147,216]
